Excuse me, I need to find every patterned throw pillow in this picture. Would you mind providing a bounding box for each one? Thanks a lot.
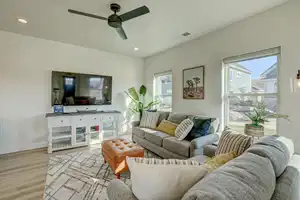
[175,119,194,141]
[185,118,212,141]
[156,120,179,136]
[126,157,208,200]
[216,129,253,156]
[128,157,201,166]
[139,111,160,129]
[204,151,237,172]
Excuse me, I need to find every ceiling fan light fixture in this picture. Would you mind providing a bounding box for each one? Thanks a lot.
[17,18,27,24]
[68,4,150,40]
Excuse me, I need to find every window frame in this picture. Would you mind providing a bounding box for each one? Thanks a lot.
[222,47,281,134]
[153,70,173,112]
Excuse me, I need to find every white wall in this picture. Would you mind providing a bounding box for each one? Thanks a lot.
[0,31,144,154]
[145,0,300,152]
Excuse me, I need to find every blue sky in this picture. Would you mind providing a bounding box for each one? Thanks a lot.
[238,56,277,79]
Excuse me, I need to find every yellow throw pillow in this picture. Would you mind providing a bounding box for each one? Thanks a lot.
[204,151,237,172]
[156,120,179,136]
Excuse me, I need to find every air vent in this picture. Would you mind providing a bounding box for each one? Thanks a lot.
[182,32,191,37]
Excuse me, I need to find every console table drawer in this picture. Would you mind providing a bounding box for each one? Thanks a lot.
[89,115,101,125]
[48,117,71,128]
[72,116,88,125]
[101,115,115,121]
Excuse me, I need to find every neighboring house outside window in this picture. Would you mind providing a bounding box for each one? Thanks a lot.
[154,72,172,111]
[228,63,252,94]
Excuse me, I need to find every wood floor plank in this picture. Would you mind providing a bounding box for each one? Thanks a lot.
[0,150,49,200]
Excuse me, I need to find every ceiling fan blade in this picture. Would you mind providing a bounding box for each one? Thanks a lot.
[119,6,150,22]
[68,9,107,21]
[116,27,128,40]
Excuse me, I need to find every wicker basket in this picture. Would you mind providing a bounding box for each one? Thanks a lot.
[244,124,264,138]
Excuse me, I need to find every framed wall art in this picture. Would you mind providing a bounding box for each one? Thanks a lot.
[183,66,205,99]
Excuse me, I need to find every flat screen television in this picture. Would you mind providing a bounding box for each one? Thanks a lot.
[51,71,112,106]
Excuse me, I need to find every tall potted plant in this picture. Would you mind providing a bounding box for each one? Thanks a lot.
[244,102,290,137]
[125,85,160,119]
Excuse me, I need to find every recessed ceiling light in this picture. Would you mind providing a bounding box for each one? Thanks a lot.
[134,47,139,51]
[17,18,27,24]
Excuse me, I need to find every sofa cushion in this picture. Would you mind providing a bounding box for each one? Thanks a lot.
[271,165,300,200]
[182,152,276,200]
[163,137,191,157]
[157,111,170,126]
[167,113,189,124]
[144,131,171,146]
[246,136,293,177]
[216,128,253,156]
[132,127,145,138]
[107,179,138,200]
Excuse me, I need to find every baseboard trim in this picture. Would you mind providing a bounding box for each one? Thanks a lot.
[0,147,47,157]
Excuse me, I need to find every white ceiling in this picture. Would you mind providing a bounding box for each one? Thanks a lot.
[0,0,288,58]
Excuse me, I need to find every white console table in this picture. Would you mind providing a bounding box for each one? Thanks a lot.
[45,111,121,153]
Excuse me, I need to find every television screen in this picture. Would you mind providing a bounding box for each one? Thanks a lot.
[51,71,112,106]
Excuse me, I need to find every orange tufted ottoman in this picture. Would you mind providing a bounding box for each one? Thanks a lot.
[102,138,144,179]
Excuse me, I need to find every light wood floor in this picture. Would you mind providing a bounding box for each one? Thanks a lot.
[0,135,131,200]
[0,148,49,200]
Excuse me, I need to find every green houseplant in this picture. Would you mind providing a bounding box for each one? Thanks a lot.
[125,85,160,119]
[244,102,290,136]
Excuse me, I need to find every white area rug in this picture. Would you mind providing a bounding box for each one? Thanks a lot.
[43,148,159,200]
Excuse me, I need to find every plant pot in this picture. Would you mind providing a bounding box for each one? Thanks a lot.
[244,124,264,137]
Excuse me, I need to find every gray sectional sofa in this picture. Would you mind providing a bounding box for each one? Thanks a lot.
[107,136,300,200]
[132,112,220,159]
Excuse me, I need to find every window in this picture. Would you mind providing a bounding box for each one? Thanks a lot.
[89,77,104,103]
[154,71,172,111]
[223,47,280,135]
[229,70,233,81]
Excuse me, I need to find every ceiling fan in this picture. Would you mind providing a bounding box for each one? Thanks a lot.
[68,3,150,40]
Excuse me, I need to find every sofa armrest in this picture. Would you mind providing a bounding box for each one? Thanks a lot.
[107,180,138,200]
[203,145,218,157]
[131,121,140,127]
[190,134,219,156]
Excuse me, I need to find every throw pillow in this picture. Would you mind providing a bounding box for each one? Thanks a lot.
[216,128,253,156]
[204,151,237,172]
[175,118,194,141]
[185,118,212,141]
[156,120,179,136]
[139,111,160,129]
[127,157,208,200]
